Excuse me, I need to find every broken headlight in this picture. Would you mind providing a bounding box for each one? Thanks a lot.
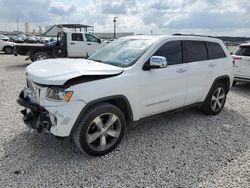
[46,87,73,102]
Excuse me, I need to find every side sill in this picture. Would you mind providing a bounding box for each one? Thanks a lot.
[132,102,202,124]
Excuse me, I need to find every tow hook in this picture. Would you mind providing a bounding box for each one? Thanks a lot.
[36,112,51,133]
[20,108,52,132]
[21,109,27,116]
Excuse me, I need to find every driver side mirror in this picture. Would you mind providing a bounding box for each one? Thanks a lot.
[97,38,101,43]
[143,56,168,70]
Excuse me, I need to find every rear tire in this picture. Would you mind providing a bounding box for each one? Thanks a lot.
[33,52,50,61]
[73,103,126,156]
[4,46,13,54]
[201,82,227,115]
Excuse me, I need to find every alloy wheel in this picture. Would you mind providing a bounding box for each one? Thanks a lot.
[211,87,226,112]
[86,113,122,152]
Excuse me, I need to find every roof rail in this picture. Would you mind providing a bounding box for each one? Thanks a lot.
[172,33,214,38]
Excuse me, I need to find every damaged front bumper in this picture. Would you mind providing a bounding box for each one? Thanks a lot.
[17,87,86,137]
[17,88,52,133]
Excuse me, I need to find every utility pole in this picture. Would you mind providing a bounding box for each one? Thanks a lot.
[16,18,19,32]
[113,17,117,39]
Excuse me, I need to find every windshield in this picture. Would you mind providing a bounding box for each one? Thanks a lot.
[88,38,155,67]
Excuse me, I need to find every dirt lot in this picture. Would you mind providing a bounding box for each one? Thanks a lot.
[0,54,249,187]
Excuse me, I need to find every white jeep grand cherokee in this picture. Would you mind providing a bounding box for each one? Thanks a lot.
[17,35,234,156]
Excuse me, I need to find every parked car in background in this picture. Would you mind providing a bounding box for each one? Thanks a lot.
[44,40,57,46]
[9,35,16,42]
[49,37,57,42]
[35,36,41,43]
[0,40,15,54]
[14,36,24,43]
[0,34,10,41]
[17,35,234,156]
[40,37,50,44]
[14,31,106,61]
[232,43,250,85]
[19,35,27,41]
[24,36,37,43]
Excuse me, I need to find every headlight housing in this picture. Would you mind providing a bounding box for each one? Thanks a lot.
[46,87,73,102]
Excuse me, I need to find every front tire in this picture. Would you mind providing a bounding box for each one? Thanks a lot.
[73,103,126,156]
[201,83,227,115]
[4,46,13,54]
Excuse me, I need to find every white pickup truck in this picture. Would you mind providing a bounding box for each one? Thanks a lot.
[14,31,106,61]
[0,40,15,54]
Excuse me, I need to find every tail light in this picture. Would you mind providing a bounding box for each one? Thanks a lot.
[231,55,242,65]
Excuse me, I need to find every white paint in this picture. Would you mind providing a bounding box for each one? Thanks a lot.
[23,35,234,137]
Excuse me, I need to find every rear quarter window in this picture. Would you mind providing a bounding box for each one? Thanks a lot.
[183,41,208,63]
[235,46,250,56]
[205,42,226,59]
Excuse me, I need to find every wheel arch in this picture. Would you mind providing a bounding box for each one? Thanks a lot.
[205,75,231,101]
[201,75,230,115]
[214,75,231,93]
[70,95,134,136]
[31,50,53,61]
[3,45,13,51]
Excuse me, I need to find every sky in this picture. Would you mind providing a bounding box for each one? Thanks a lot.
[0,0,250,36]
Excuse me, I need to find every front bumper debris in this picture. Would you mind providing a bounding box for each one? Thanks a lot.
[17,88,52,133]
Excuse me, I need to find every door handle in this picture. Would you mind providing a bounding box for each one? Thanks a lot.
[70,43,75,45]
[176,68,187,73]
[208,63,216,68]
[87,43,92,45]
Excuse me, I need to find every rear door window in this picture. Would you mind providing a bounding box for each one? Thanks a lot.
[183,41,208,63]
[235,46,250,56]
[206,42,226,59]
[72,33,83,41]
[153,41,182,66]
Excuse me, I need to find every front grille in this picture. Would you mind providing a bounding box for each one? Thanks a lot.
[26,79,40,98]
[27,79,34,91]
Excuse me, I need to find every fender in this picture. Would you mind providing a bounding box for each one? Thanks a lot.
[70,95,134,135]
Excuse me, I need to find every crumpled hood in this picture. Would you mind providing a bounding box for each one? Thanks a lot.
[26,58,123,85]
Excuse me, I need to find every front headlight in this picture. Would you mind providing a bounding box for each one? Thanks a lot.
[46,87,73,102]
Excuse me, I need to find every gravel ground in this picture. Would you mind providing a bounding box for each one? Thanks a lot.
[0,54,249,188]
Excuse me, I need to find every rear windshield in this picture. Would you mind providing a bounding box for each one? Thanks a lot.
[235,46,250,56]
